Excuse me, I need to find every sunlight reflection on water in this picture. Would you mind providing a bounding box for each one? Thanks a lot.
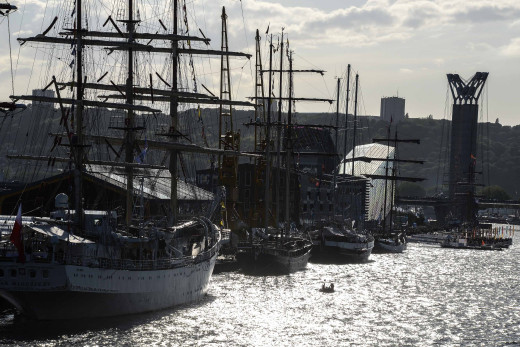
[1,229,520,346]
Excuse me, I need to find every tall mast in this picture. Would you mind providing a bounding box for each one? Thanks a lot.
[124,0,136,227]
[253,29,266,158]
[284,49,293,236]
[342,64,350,176]
[382,124,391,233]
[351,73,358,177]
[219,7,239,221]
[252,29,266,229]
[73,0,84,231]
[10,0,255,224]
[388,130,397,233]
[264,36,274,230]
[275,31,284,228]
[332,77,340,219]
[169,0,179,225]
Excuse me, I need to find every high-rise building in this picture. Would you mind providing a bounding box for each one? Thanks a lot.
[32,89,55,106]
[380,96,405,123]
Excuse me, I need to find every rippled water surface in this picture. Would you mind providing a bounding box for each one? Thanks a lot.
[1,231,520,346]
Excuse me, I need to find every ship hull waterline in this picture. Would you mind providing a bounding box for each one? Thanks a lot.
[0,253,217,320]
[312,240,374,263]
[374,239,407,253]
[236,247,312,274]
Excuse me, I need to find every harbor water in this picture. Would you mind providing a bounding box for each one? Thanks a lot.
[1,230,519,346]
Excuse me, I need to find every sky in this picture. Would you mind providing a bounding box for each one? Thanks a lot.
[1,0,520,125]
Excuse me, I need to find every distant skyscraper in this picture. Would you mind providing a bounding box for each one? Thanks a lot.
[380,96,405,123]
[32,89,55,106]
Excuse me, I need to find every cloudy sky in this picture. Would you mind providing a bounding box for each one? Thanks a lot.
[1,0,519,125]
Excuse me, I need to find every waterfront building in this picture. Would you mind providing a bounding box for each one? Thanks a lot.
[338,143,395,223]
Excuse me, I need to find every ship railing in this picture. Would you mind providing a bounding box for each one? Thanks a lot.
[62,244,218,270]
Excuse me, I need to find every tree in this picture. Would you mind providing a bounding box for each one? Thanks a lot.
[479,185,510,201]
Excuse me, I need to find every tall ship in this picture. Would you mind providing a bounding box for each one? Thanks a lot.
[235,30,316,274]
[0,0,253,319]
[369,127,424,253]
[309,66,374,262]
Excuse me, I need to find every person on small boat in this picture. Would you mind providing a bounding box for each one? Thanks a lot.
[321,283,334,292]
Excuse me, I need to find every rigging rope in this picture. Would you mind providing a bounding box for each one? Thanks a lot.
[7,13,15,95]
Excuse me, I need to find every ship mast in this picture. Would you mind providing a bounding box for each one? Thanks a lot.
[332,77,340,219]
[264,36,274,231]
[284,49,293,235]
[169,0,179,225]
[342,64,350,177]
[351,73,359,177]
[124,0,136,227]
[382,125,391,233]
[370,132,424,234]
[73,0,84,232]
[218,7,240,226]
[250,29,267,229]
[275,31,284,227]
[11,3,254,228]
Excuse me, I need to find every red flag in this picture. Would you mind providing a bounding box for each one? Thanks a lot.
[10,204,24,263]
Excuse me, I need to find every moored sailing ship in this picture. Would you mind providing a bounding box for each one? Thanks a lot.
[309,67,374,262]
[235,30,316,274]
[0,0,253,319]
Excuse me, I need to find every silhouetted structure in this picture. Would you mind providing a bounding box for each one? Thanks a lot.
[447,72,488,222]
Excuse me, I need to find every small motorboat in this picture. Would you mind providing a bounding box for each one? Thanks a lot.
[320,283,335,293]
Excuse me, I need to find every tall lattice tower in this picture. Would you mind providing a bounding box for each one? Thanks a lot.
[218,7,240,222]
[447,72,488,222]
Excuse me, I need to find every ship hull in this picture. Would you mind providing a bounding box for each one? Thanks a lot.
[0,253,217,320]
[374,239,407,253]
[314,240,374,262]
[236,245,312,274]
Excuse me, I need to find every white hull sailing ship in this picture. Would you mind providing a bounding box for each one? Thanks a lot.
[0,207,220,320]
[0,0,252,319]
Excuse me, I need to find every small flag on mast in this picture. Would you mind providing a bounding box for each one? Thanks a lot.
[10,204,24,263]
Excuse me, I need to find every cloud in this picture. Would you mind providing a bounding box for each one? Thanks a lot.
[12,30,33,36]
[451,4,520,24]
[501,37,520,57]
[400,68,413,74]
